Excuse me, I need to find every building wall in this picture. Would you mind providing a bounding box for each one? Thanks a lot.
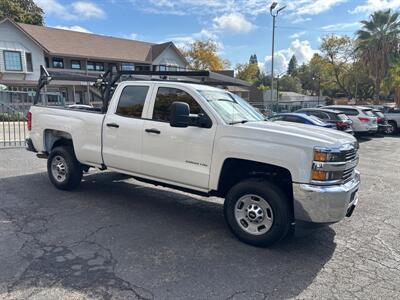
[0,20,45,82]
[152,46,187,68]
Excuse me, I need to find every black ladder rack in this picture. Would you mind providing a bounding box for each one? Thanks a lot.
[34,65,250,111]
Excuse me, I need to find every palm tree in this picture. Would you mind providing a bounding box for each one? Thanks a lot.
[356,9,400,102]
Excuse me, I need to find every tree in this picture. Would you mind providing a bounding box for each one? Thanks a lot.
[0,0,44,25]
[249,54,258,64]
[320,35,355,98]
[382,63,400,107]
[356,9,400,101]
[277,75,302,93]
[287,55,298,76]
[236,62,260,84]
[182,40,230,71]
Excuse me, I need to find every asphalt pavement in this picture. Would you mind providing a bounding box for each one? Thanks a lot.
[0,136,399,299]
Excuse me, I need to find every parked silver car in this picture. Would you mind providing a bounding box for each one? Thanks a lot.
[324,105,378,134]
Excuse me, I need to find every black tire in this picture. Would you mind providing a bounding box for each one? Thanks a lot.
[387,121,398,135]
[47,146,82,190]
[224,179,291,247]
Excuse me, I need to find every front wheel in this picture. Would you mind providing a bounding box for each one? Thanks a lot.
[47,146,83,190]
[224,179,291,247]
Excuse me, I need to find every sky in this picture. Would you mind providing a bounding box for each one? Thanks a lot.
[35,0,400,74]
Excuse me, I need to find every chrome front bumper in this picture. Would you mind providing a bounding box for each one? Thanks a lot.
[293,170,360,224]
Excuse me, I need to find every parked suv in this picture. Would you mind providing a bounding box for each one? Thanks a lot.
[296,108,353,134]
[324,105,378,134]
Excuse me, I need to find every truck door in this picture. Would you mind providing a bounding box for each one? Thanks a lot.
[102,84,152,173]
[141,85,216,191]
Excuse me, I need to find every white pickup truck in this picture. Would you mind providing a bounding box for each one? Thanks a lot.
[26,80,360,246]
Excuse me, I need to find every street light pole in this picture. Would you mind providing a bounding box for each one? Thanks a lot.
[269,2,286,109]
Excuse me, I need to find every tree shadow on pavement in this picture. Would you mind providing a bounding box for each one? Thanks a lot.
[0,172,337,300]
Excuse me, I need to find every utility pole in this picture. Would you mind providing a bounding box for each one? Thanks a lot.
[269,2,286,109]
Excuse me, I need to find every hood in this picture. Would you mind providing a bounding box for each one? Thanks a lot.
[236,121,356,148]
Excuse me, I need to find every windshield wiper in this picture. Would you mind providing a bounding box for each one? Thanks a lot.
[229,120,249,125]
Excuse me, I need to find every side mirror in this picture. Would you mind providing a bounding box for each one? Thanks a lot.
[170,102,190,128]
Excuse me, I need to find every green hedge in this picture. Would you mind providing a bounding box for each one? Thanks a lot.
[0,112,26,122]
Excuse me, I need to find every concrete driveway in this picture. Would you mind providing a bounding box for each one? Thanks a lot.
[0,136,399,299]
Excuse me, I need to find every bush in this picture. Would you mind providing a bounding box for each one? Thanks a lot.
[0,112,26,122]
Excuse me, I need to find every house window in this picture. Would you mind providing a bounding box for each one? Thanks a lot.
[4,51,22,71]
[25,53,33,72]
[45,57,49,68]
[121,63,134,71]
[87,61,104,71]
[52,57,64,68]
[71,60,81,70]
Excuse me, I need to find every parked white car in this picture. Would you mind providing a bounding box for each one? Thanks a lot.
[324,105,378,134]
[26,81,360,247]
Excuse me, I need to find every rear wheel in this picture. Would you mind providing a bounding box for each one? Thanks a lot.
[47,146,82,190]
[224,179,291,247]
[387,121,398,135]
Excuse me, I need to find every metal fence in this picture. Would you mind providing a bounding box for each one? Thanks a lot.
[0,91,34,148]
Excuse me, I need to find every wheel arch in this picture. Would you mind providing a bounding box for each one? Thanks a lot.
[216,158,293,204]
[43,129,74,153]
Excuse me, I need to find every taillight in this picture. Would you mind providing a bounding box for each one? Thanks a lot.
[358,117,370,122]
[336,121,347,127]
[377,117,383,123]
[26,111,32,131]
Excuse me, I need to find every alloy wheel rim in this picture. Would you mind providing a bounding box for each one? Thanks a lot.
[234,194,274,235]
[51,155,68,183]
[387,124,394,134]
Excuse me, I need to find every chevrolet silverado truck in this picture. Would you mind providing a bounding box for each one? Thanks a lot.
[26,71,360,247]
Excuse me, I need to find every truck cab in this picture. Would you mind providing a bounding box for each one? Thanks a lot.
[27,74,360,247]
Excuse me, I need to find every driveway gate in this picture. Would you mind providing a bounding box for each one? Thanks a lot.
[0,91,33,148]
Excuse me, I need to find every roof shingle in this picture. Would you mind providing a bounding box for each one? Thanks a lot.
[17,22,159,63]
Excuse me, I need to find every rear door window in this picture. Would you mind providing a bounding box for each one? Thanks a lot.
[362,109,375,117]
[338,108,359,116]
[337,113,350,121]
[283,116,304,123]
[116,86,149,118]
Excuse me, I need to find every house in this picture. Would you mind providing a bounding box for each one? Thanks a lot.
[262,90,327,111]
[0,18,188,104]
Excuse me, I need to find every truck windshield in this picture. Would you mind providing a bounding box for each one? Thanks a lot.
[198,90,265,124]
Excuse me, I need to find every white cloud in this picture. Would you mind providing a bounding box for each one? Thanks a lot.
[290,31,306,39]
[288,0,347,16]
[351,0,400,14]
[53,25,92,33]
[129,0,345,19]
[121,33,139,40]
[321,22,360,30]
[167,29,221,50]
[213,13,256,33]
[261,39,319,74]
[71,1,106,19]
[35,0,105,20]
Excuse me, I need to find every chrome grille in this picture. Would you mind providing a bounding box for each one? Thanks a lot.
[342,168,354,182]
[342,149,357,161]
[341,146,358,182]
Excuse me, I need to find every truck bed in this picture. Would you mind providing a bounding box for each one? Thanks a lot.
[29,105,105,167]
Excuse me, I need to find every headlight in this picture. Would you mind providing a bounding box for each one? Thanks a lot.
[313,147,343,162]
[311,145,358,184]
